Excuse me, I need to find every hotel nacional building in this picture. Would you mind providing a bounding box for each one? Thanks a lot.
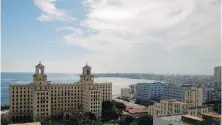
[9,62,112,123]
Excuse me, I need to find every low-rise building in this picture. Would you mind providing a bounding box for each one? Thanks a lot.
[148,99,187,117]
[113,99,149,117]
[154,114,222,125]
[149,85,207,117]
[181,115,204,125]
[187,106,208,117]
[9,122,41,125]
[153,115,199,125]
[202,113,222,125]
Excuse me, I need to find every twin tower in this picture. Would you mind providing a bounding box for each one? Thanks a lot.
[33,62,94,84]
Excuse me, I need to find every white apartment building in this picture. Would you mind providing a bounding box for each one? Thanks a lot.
[164,84,193,101]
[9,62,112,124]
[129,84,136,98]
[135,82,165,102]
[121,88,133,98]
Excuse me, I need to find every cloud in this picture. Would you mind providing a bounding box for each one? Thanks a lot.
[34,0,76,22]
[16,0,220,74]
[53,0,220,74]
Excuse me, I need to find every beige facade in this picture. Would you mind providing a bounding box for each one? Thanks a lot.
[9,63,112,123]
[148,99,187,117]
[149,87,208,117]
[188,106,208,117]
[9,122,41,125]
[184,87,203,107]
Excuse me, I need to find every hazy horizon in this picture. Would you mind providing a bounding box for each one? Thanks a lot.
[1,71,214,76]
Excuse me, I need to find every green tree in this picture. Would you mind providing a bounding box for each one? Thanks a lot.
[85,112,97,121]
[124,115,134,125]
[137,114,153,125]
[115,102,126,117]
[102,101,118,122]
[115,102,126,111]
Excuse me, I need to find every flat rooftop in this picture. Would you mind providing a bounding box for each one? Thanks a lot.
[9,122,41,125]
[113,99,146,109]
[113,99,149,114]
[183,115,204,121]
[126,107,149,114]
[203,113,222,119]
[157,115,192,125]
[167,99,186,104]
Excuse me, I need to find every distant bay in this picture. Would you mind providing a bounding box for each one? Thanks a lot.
[1,72,154,105]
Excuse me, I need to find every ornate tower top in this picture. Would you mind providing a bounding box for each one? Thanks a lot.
[83,63,91,76]
[36,61,44,68]
[80,63,94,82]
[33,61,47,84]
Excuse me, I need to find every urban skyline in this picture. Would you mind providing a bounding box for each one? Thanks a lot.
[2,0,221,125]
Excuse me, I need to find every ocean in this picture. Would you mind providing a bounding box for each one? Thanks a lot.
[1,72,154,106]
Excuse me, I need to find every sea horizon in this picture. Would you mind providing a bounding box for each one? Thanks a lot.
[0,72,213,76]
[1,72,156,106]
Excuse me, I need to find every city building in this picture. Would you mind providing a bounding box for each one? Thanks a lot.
[183,87,203,108]
[148,99,187,117]
[203,87,214,103]
[202,113,222,125]
[153,115,202,125]
[206,90,218,102]
[135,82,165,103]
[120,88,133,98]
[9,122,41,125]
[129,84,136,98]
[214,66,221,101]
[154,113,222,125]
[214,66,221,90]
[164,84,204,106]
[181,115,204,125]
[164,84,193,101]
[182,87,209,117]
[187,106,208,117]
[149,87,208,117]
[112,99,149,117]
[9,62,112,124]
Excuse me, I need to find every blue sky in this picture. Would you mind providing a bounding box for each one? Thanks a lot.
[2,0,86,61]
[2,0,221,74]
